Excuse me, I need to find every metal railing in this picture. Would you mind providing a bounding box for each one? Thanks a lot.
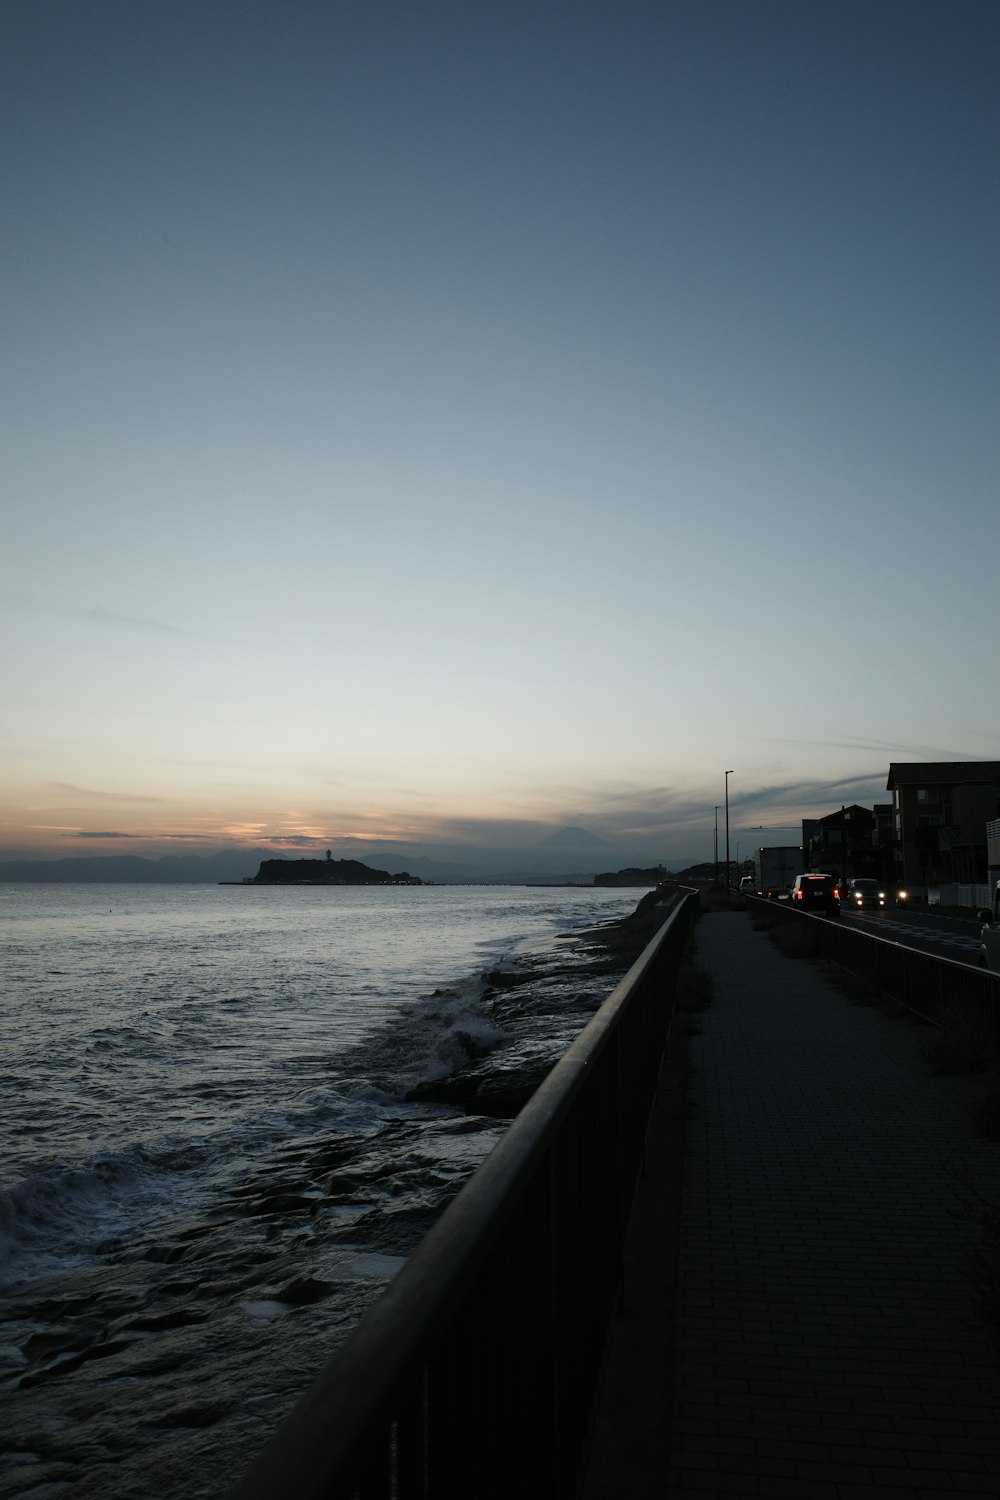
[932,882,992,909]
[230,890,699,1500]
[747,896,1000,1053]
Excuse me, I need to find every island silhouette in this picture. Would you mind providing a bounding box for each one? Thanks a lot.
[251,855,421,886]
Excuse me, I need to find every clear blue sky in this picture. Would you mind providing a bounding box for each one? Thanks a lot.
[3,0,997,866]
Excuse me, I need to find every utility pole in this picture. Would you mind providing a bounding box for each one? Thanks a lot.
[714,806,719,886]
[841,805,848,894]
[725,771,734,902]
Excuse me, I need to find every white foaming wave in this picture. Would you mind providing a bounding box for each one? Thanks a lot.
[0,1091,395,1292]
[344,979,508,1099]
[0,1151,161,1288]
[234,1080,396,1147]
[2,887,636,1292]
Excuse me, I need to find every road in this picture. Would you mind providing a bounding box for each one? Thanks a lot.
[838,905,984,967]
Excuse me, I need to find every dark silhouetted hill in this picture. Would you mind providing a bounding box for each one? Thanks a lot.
[252,858,421,885]
[594,866,669,887]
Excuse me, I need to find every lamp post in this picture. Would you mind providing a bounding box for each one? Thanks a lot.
[725,770,734,900]
[841,804,848,896]
[714,806,719,886]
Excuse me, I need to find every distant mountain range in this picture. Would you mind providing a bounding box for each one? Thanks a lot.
[532,826,613,849]
[0,849,283,884]
[0,829,700,884]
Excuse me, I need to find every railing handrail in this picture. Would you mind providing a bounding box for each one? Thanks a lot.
[746,894,1000,1048]
[231,889,698,1500]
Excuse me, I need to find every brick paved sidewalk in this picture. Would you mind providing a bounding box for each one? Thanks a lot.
[669,908,1000,1499]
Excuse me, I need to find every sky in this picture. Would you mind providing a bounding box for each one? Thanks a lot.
[3,0,998,871]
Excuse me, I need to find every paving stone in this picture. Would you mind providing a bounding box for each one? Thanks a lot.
[671,909,1000,1494]
[583,906,1000,1499]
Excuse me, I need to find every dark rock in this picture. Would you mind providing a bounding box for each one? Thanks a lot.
[144,1402,232,1430]
[19,1338,134,1390]
[405,1061,549,1118]
[119,1307,209,1333]
[275,1277,333,1305]
[482,968,535,990]
[238,1193,319,1218]
[144,1243,190,1264]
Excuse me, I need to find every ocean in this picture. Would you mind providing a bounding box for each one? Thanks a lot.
[0,881,641,1498]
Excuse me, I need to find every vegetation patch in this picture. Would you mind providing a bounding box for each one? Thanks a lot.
[700,886,744,914]
[822,967,885,1007]
[767,921,821,961]
[675,959,713,1013]
[670,934,713,1035]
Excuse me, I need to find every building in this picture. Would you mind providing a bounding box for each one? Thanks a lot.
[886,762,1000,889]
[802,805,880,882]
[987,819,1000,889]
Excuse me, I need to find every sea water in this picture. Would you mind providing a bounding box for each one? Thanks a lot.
[1,881,636,1287]
[0,880,638,1499]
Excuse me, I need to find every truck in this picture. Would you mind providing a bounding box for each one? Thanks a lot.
[978,881,1000,971]
[753,845,803,899]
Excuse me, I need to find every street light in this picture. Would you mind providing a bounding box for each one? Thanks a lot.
[725,771,734,898]
[714,806,719,886]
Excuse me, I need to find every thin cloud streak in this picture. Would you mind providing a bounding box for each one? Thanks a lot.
[2,591,201,640]
[753,735,986,761]
[85,607,196,638]
[63,830,139,839]
[46,783,168,804]
[8,763,904,865]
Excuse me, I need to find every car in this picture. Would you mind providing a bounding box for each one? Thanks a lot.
[789,873,840,916]
[844,878,886,910]
[739,876,756,896]
[977,881,1000,970]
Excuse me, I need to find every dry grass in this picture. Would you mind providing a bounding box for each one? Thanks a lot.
[822,969,886,1007]
[701,887,739,913]
[669,931,714,1034]
[766,921,821,961]
[675,960,713,1013]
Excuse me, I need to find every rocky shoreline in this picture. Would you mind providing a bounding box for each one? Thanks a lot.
[406,885,673,1117]
[0,887,674,1500]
